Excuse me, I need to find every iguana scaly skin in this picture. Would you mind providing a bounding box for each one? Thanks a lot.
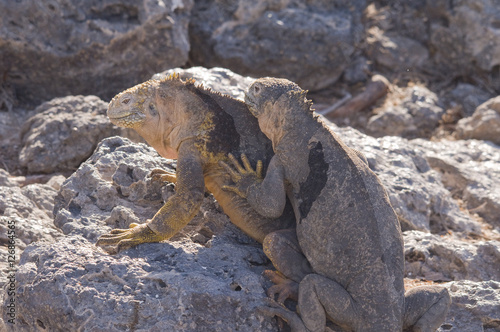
[96,75,296,253]
[223,78,451,332]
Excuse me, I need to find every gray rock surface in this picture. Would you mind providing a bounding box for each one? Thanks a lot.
[446,83,492,118]
[5,235,276,332]
[332,124,483,234]
[53,136,180,241]
[456,96,500,146]
[0,180,63,289]
[153,66,255,101]
[366,85,445,139]
[414,138,500,229]
[429,0,500,81]
[404,231,500,282]
[189,0,366,91]
[366,28,429,70]
[440,280,500,332]
[19,95,139,174]
[0,0,193,104]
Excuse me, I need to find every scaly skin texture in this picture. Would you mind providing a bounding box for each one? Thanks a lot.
[224,77,451,332]
[96,75,296,253]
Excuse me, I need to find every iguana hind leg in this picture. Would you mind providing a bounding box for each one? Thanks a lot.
[297,274,358,332]
[403,285,451,332]
[263,229,312,303]
[150,168,177,183]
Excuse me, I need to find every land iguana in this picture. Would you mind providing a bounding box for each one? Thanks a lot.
[221,77,451,331]
[96,74,299,254]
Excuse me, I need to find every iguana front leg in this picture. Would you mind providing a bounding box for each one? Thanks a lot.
[220,154,287,219]
[96,223,164,254]
[97,142,205,253]
[222,156,310,303]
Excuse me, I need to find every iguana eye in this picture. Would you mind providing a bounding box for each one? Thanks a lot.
[254,84,261,94]
[149,103,158,116]
[122,98,130,105]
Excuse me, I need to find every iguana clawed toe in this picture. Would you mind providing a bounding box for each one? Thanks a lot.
[96,223,163,254]
[149,168,177,184]
[263,270,299,303]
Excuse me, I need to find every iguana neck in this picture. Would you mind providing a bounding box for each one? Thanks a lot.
[261,101,319,149]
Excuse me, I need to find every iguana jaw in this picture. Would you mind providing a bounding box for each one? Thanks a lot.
[108,80,159,128]
[108,108,147,128]
[244,93,259,117]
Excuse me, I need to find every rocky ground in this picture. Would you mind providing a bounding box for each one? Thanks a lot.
[1,1,500,331]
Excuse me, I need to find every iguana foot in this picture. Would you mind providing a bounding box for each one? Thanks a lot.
[96,223,164,254]
[150,168,177,183]
[264,270,299,303]
[219,153,263,198]
[258,299,307,332]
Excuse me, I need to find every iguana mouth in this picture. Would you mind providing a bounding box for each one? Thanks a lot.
[108,111,146,127]
[108,112,134,120]
[244,95,258,116]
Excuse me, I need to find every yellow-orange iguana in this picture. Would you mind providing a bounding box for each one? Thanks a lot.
[96,75,298,255]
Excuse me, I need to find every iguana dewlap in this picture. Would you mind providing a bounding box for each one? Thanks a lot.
[224,77,451,332]
[96,75,295,253]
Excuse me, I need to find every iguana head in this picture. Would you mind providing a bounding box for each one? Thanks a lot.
[244,77,303,117]
[245,77,313,144]
[107,74,196,159]
[108,79,160,129]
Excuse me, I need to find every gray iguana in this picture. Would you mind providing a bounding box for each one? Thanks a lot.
[96,75,297,253]
[222,77,451,331]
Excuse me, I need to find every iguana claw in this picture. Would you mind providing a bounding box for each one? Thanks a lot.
[219,153,263,198]
[257,298,307,332]
[96,223,164,254]
[264,270,299,303]
[149,168,177,184]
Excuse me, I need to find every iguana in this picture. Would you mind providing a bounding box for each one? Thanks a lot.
[96,74,297,253]
[222,77,451,331]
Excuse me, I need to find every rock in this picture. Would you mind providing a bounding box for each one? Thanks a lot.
[53,136,228,245]
[429,0,500,84]
[413,138,500,229]
[18,95,138,174]
[366,85,445,138]
[0,0,193,105]
[0,215,62,289]
[366,27,429,70]
[456,96,500,146]
[0,169,16,188]
[45,174,67,191]
[342,56,370,84]
[0,111,22,146]
[447,83,492,118]
[189,0,366,91]
[53,136,171,241]
[153,66,255,101]
[331,124,484,234]
[440,280,500,332]
[1,235,277,332]
[0,185,56,222]
[404,231,500,282]
[0,83,16,113]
